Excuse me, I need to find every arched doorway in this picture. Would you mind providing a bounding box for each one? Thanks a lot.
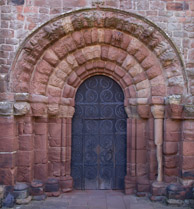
[71,75,127,190]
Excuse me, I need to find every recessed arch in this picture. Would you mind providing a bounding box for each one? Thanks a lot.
[10,8,187,101]
[5,8,189,194]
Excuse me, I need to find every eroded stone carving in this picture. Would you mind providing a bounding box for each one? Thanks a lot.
[60,105,75,118]
[167,95,183,118]
[15,93,29,101]
[62,17,74,34]
[14,102,30,115]
[92,0,104,7]
[31,103,47,116]
[112,31,123,45]
[48,104,59,116]
[0,102,13,115]
[43,20,65,41]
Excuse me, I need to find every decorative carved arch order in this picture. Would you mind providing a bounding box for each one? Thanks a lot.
[4,8,189,189]
[10,8,187,118]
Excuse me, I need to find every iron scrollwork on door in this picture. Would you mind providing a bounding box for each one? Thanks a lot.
[71,76,127,190]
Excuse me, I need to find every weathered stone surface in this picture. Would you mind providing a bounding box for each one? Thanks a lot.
[16,196,32,205]
[45,178,59,192]
[32,194,47,201]
[151,105,165,119]
[31,103,47,116]
[60,105,75,118]
[2,193,14,208]
[14,102,30,115]
[0,102,13,115]
[0,7,191,200]
[15,93,30,101]
[167,199,183,206]
[48,104,59,116]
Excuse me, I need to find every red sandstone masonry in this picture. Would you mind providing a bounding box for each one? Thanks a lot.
[0,3,193,200]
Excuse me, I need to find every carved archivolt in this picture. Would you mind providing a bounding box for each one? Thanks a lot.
[8,8,187,117]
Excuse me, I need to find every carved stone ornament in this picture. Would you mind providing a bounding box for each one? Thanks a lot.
[31,103,47,116]
[14,102,30,115]
[151,105,165,119]
[92,0,104,7]
[184,105,194,113]
[48,104,59,116]
[124,106,138,118]
[167,95,183,119]
[59,105,75,118]
[167,95,182,105]
[137,105,150,119]
[184,105,194,118]
[0,102,13,115]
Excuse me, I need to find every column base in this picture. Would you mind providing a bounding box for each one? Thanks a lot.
[60,176,73,193]
[125,175,136,195]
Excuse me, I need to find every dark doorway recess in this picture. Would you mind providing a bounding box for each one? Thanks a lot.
[71,75,127,190]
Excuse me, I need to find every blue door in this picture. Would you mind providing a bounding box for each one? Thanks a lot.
[71,76,127,190]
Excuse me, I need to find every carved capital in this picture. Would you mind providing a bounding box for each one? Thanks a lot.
[48,104,59,116]
[137,105,150,119]
[166,95,183,119]
[92,0,104,7]
[0,102,13,115]
[31,103,47,116]
[151,105,165,119]
[59,105,75,118]
[14,102,30,115]
[125,106,138,118]
[167,95,182,105]
[184,105,194,118]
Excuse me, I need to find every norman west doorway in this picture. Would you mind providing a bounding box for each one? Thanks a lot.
[71,76,127,190]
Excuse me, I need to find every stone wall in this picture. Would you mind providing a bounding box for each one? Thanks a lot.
[0,0,194,204]
[0,0,194,98]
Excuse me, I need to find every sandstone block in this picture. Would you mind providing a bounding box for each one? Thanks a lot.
[34,164,48,180]
[163,142,178,155]
[83,29,92,45]
[183,142,194,156]
[74,50,86,65]
[17,151,33,167]
[0,168,16,185]
[72,31,85,48]
[52,38,68,59]
[19,135,33,151]
[134,46,149,62]
[0,153,16,168]
[0,137,18,152]
[43,49,59,66]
